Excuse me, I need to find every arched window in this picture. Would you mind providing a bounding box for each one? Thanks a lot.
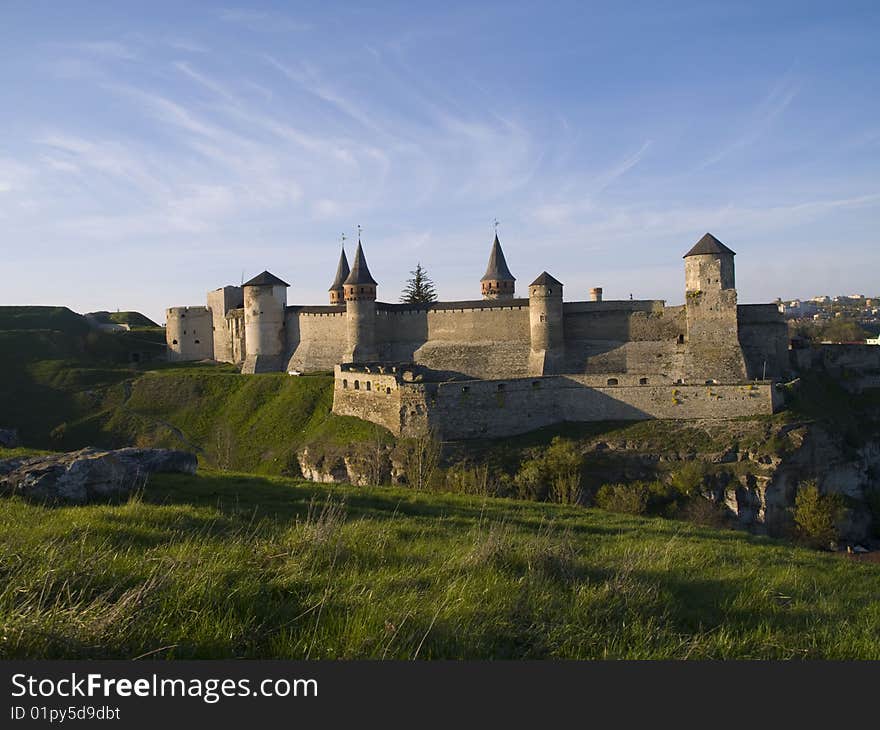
[366,381,371,391]
[342,379,348,389]
[354,380,360,390]
[607,378,619,386]
[172,339,178,345]
[677,334,685,345]
[385,387,391,394]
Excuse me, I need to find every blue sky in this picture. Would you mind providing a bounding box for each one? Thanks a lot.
[1,1,878,323]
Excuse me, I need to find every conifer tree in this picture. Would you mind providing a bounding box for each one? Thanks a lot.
[400,263,438,303]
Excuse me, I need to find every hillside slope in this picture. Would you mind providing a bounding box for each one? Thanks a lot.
[1,470,877,659]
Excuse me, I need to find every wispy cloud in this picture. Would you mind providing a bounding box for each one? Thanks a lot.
[699,75,802,169]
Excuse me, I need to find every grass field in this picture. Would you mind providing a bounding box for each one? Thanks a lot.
[1,470,878,660]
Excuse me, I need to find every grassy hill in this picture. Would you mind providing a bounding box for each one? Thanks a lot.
[0,306,92,334]
[1,470,877,659]
[86,310,160,328]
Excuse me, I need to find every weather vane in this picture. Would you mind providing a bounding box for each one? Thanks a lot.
[340,232,347,249]
[493,218,500,234]
[357,224,363,243]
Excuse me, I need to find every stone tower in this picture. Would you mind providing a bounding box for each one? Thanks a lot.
[328,247,350,305]
[683,233,747,382]
[344,241,378,362]
[481,234,516,299]
[528,272,565,375]
[241,270,289,374]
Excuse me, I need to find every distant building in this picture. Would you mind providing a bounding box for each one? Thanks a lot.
[777,299,818,318]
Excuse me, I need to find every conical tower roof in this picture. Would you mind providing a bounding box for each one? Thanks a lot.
[529,271,563,287]
[480,234,516,282]
[343,242,378,286]
[243,270,289,287]
[328,248,350,291]
[683,233,736,258]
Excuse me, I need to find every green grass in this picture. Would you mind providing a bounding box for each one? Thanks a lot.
[0,470,877,659]
[0,306,91,334]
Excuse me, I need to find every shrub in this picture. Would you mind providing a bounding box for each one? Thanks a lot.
[513,437,584,505]
[595,480,687,517]
[513,457,549,501]
[445,461,493,497]
[393,431,442,491]
[682,496,729,528]
[794,482,844,549]
[595,483,648,515]
[544,438,584,505]
[671,461,708,496]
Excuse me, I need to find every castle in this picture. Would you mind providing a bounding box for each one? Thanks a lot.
[166,232,790,439]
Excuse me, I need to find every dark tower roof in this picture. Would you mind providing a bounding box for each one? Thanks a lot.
[529,271,563,287]
[243,270,290,287]
[328,248,350,291]
[480,234,516,282]
[683,233,736,258]
[343,242,378,286]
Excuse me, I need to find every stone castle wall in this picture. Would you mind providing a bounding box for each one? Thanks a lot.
[197,292,788,387]
[737,304,790,379]
[332,365,780,440]
[272,298,749,382]
[206,286,243,363]
[165,306,214,362]
[286,307,348,372]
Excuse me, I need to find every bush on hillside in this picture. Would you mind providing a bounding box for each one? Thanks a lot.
[671,460,709,495]
[794,481,844,549]
[514,437,584,505]
[594,483,648,515]
[595,480,688,517]
[682,496,730,528]
[445,461,496,497]
[393,432,442,491]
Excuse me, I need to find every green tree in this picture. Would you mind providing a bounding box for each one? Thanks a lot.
[400,263,438,303]
[794,481,844,549]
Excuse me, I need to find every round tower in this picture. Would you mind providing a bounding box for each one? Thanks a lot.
[682,232,746,382]
[328,246,350,305]
[684,232,736,294]
[241,270,289,374]
[528,271,565,375]
[344,241,378,363]
[480,234,516,299]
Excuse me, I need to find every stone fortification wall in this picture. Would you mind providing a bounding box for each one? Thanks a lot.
[286,306,347,372]
[206,286,243,363]
[332,365,404,433]
[226,309,245,364]
[166,306,214,362]
[287,299,695,380]
[376,300,530,380]
[737,304,790,379]
[563,302,686,377]
[332,366,780,440]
